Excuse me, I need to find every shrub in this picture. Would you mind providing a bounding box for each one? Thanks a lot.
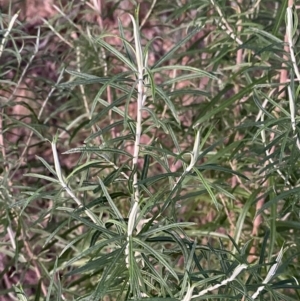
[1,1,300,300]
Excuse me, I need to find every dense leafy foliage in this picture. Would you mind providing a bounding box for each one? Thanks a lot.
[0,0,300,300]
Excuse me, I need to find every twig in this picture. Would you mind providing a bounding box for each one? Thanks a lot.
[140,0,157,30]
[51,137,99,224]
[0,11,19,58]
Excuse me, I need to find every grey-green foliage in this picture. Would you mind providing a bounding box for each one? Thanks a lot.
[1,0,300,300]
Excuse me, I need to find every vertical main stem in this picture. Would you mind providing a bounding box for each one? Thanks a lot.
[132,68,144,206]
[125,14,145,275]
[127,60,143,238]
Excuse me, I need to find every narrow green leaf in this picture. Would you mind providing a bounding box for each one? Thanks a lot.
[133,237,179,281]
[141,154,150,181]
[196,164,249,180]
[94,37,137,71]
[118,18,135,66]
[97,177,124,222]
[9,118,45,140]
[23,173,59,183]
[152,26,201,68]
[91,244,126,300]
[256,187,300,216]
[192,167,220,210]
[145,66,156,102]
[138,172,181,186]
[89,94,128,126]
[90,71,134,118]
[65,160,112,180]
[65,248,121,276]
[156,86,180,123]
[141,253,174,297]
[168,89,209,97]
[142,222,195,237]
[63,236,124,268]
[46,257,58,301]
[13,285,28,301]
[152,65,217,80]
[58,76,134,88]
[194,76,268,125]
[234,189,261,248]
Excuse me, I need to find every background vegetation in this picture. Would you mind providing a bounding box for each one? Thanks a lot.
[1,0,300,300]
